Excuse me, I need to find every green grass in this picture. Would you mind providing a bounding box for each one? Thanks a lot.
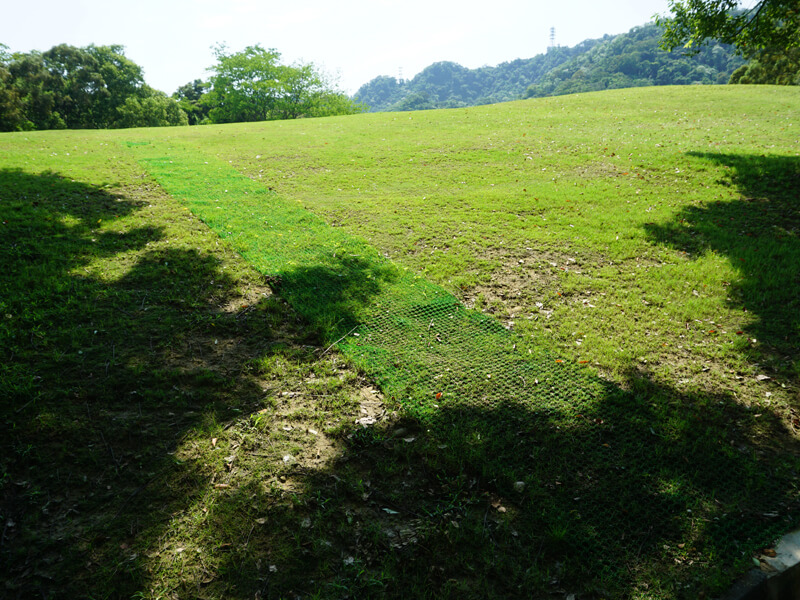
[160,85,798,386]
[1,85,799,599]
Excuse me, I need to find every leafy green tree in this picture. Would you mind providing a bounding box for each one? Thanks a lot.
[658,0,800,55]
[173,79,211,124]
[204,44,363,123]
[0,44,28,131]
[40,44,109,128]
[729,47,800,84]
[6,51,64,130]
[0,66,26,131]
[0,43,189,130]
[115,87,188,128]
[4,44,148,129]
[310,88,368,117]
[84,44,147,125]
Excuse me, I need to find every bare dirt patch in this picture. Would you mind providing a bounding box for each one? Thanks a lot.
[459,248,597,327]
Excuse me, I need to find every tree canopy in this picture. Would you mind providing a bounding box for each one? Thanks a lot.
[0,42,363,131]
[202,44,364,124]
[0,43,187,131]
[729,47,800,84]
[658,0,800,56]
[172,79,211,125]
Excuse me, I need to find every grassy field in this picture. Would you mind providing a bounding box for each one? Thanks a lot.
[1,85,799,599]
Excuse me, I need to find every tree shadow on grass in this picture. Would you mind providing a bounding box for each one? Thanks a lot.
[3,164,799,600]
[189,360,800,599]
[0,168,324,598]
[274,254,403,341]
[644,152,800,381]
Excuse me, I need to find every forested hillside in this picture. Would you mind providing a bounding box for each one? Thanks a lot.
[354,22,746,111]
[524,22,745,98]
[353,40,599,112]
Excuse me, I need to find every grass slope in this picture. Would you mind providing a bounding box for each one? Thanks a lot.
[1,85,799,600]
[157,85,799,406]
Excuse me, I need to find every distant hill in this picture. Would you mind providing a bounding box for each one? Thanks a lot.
[354,22,746,112]
[524,23,745,98]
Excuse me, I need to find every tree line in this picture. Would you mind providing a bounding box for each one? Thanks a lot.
[0,43,363,132]
[2,2,797,129]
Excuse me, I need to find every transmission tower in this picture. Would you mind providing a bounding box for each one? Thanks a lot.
[549,27,556,49]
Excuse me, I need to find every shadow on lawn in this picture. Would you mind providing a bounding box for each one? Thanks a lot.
[196,367,800,599]
[645,152,800,381]
[275,253,403,340]
[0,168,306,598]
[2,166,799,600]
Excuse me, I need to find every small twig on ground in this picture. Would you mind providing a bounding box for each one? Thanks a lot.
[0,519,9,548]
[98,430,118,467]
[112,476,156,521]
[319,325,360,357]
[15,397,37,413]
[243,524,256,549]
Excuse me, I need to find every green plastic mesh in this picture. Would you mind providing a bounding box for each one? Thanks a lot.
[128,141,800,591]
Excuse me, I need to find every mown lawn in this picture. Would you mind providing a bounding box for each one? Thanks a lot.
[1,85,799,599]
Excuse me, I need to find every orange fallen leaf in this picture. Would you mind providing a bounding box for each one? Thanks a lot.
[435,392,443,400]
[556,359,563,363]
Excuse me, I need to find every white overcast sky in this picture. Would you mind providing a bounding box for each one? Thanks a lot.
[2,0,674,96]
